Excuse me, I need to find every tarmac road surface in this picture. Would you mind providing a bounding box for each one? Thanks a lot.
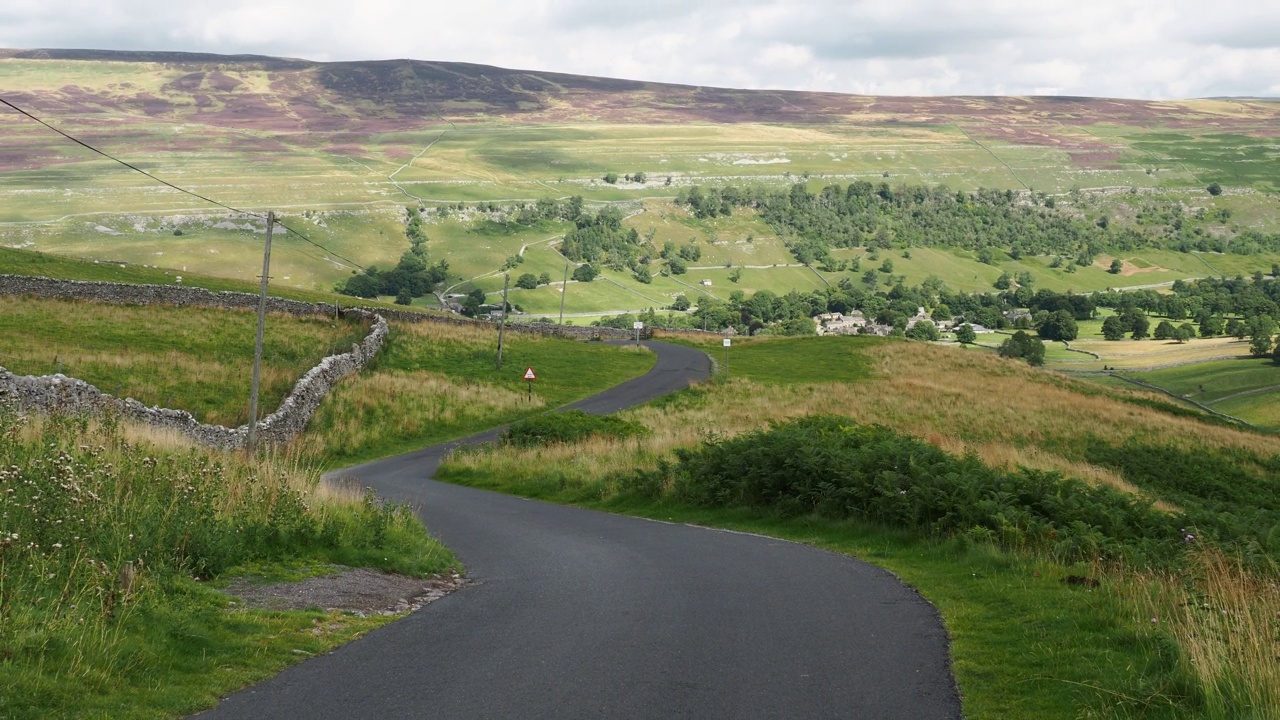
[200,340,960,719]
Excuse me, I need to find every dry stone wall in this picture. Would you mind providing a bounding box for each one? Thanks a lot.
[0,275,634,448]
[0,274,635,338]
[0,314,387,450]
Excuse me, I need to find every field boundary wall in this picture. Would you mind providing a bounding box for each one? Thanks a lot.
[0,274,632,448]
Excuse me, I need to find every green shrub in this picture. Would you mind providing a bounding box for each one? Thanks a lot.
[648,416,1185,563]
[503,410,649,447]
[1084,439,1280,564]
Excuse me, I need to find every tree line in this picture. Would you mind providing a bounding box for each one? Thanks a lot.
[676,181,1280,269]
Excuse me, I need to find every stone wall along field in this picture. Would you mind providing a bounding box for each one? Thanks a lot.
[0,275,636,448]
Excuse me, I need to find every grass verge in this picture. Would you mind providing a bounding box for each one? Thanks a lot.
[0,409,455,718]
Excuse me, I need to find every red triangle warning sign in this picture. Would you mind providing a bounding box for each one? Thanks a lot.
[523,367,537,380]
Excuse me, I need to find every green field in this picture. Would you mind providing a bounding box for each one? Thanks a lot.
[1127,357,1280,431]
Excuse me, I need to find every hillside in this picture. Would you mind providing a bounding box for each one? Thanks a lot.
[1,49,1278,300]
[7,48,1280,130]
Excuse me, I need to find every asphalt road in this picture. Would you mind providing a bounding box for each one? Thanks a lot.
[201,340,960,719]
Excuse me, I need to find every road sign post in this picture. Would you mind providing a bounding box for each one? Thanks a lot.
[722,337,731,379]
[633,320,643,347]
[523,366,536,401]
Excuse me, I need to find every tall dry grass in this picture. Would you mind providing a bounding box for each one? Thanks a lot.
[1120,551,1280,717]
[301,370,541,460]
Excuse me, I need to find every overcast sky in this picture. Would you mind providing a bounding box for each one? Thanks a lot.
[3,0,1278,99]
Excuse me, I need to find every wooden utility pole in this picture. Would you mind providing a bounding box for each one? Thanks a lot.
[558,259,569,326]
[496,273,510,370]
[247,211,275,451]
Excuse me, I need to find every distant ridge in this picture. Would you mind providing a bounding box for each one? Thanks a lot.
[3,48,1279,132]
[3,48,314,69]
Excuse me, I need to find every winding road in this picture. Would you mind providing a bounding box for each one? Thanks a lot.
[201,341,960,719]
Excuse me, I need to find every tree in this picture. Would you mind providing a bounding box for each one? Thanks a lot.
[729,268,743,283]
[998,330,1046,366]
[633,266,652,284]
[603,173,618,184]
[1249,316,1277,356]
[1109,258,1124,274]
[1130,314,1150,340]
[395,288,412,305]
[778,317,818,336]
[1102,315,1127,341]
[880,259,894,274]
[572,264,599,282]
[1207,182,1223,196]
[1174,323,1196,343]
[1199,314,1224,338]
[538,272,552,286]
[515,273,539,290]
[672,294,691,311]
[678,242,702,261]
[906,320,940,341]
[668,257,688,275]
[1038,310,1078,341]
[1225,317,1246,339]
[633,171,647,184]
[1153,320,1176,340]
[955,323,977,345]
[993,271,1012,290]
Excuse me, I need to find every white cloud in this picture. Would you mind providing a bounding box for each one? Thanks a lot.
[1,0,1277,99]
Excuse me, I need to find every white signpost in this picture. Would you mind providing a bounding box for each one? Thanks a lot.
[722,337,731,378]
[633,320,644,346]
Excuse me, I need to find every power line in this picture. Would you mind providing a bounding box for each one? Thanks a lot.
[0,95,366,271]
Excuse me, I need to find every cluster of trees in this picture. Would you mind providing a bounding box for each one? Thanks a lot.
[603,172,648,185]
[674,181,1280,269]
[515,272,553,290]
[560,208,645,267]
[658,239,702,275]
[335,208,449,303]
[1091,275,1280,353]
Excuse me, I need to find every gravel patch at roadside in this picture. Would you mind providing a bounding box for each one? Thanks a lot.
[222,566,467,616]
